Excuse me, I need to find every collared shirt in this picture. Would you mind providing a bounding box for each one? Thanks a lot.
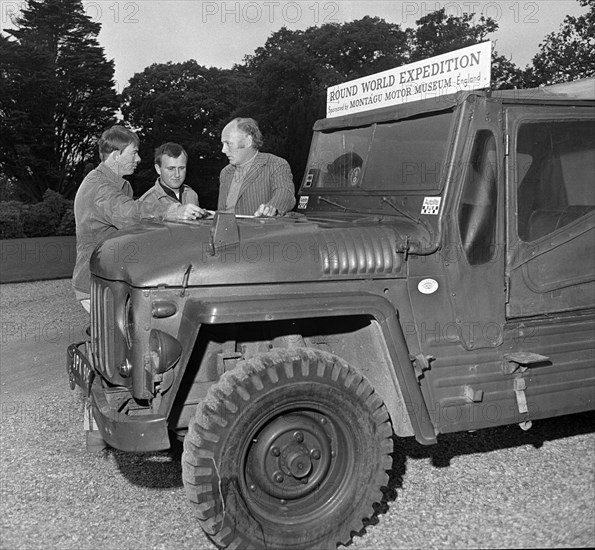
[225,151,259,211]
[160,180,183,202]
[139,178,199,208]
[72,163,180,294]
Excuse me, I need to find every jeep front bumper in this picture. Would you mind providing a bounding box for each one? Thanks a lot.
[67,343,170,452]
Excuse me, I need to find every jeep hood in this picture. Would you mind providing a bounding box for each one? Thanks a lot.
[90,214,432,288]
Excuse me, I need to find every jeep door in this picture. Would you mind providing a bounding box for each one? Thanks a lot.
[504,105,595,416]
[506,108,595,316]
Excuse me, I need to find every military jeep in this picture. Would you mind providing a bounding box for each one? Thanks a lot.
[67,77,595,550]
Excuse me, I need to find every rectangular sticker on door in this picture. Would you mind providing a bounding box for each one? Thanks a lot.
[421,196,441,215]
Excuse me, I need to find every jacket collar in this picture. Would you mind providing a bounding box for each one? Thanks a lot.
[157,178,184,202]
[96,163,128,188]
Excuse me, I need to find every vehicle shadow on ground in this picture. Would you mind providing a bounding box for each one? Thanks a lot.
[108,411,594,496]
[402,409,595,468]
[353,410,595,538]
[106,437,185,489]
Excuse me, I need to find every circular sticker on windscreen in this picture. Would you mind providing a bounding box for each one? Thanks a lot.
[418,278,439,294]
[348,166,362,186]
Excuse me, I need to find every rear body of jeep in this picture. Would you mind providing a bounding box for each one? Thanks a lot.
[67,79,595,549]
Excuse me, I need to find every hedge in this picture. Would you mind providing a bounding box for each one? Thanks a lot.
[0,190,75,239]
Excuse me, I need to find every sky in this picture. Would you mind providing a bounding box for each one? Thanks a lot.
[3,1,589,91]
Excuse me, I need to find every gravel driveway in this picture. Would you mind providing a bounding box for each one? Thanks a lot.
[1,280,593,549]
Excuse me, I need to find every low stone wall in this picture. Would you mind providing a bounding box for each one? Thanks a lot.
[0,236,76,283]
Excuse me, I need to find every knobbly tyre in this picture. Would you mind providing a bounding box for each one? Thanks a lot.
[67,77,595,549]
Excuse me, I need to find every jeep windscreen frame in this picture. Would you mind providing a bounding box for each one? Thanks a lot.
[302,110,454,194]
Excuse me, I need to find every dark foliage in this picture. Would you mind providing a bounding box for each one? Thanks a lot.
[0,190,74,239]
[525,0,594,86]
[0,0,119,201]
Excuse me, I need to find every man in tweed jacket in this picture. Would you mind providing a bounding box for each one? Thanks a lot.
[218,118,296,216]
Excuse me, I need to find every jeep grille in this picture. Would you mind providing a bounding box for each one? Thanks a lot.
[91,280,116,377]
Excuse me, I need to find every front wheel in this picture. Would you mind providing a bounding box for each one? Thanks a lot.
[182,348,394,550]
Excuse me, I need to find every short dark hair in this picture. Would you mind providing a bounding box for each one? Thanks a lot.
[154,142,188,166]
[98,125,139,161]
[232,117,263,149]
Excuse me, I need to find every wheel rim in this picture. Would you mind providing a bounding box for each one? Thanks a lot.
[243,405,352,522]
[183,350,393,548]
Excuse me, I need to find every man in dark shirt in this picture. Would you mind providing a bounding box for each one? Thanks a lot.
[139,142,202,208]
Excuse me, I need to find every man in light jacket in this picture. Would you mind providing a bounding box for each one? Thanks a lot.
[73,127,203,312]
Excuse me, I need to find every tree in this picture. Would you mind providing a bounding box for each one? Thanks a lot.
[241,17,410,182]
[409,8,497,61]
[527,0,594,85]
[0,0,119,201]
[491,52,526,90]
[241,12,523,186]
[409,7,525,89]
[283,93,326,187]
[305,16,410,82]
[120,61,246,207]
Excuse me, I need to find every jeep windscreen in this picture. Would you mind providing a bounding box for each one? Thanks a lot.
[303,110,453,193]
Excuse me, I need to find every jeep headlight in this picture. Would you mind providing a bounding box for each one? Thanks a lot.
[148,329,182,374]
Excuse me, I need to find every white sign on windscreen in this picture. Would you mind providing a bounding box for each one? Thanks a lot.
[326,41,492,118]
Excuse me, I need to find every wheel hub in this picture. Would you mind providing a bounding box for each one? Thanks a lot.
[285,448,312,478]
[249,413,332,500]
